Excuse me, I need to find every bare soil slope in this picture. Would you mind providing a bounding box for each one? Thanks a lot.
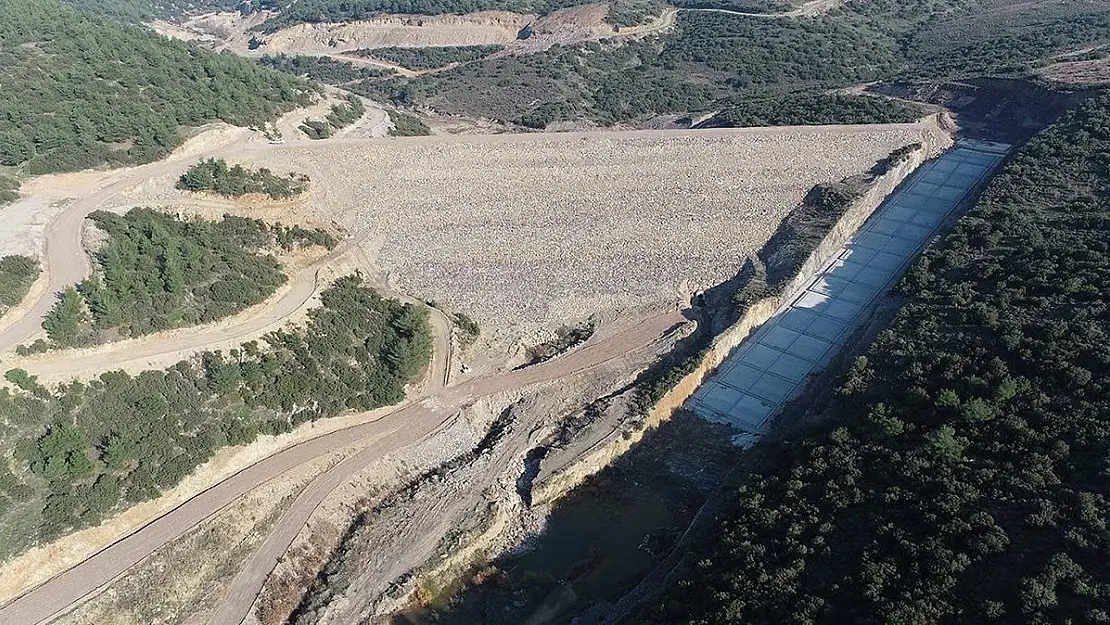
[190,125,945,338]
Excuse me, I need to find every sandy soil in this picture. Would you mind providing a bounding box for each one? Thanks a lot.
[50,454,335,625]
[157,3,673,66]
[184,124,941,339]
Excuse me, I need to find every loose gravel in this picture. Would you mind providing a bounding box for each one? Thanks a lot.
[137,125,942,333]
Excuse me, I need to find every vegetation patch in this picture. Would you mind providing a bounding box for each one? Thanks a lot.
[639,91,1110,625]
[300,96,365,139]
[388,111,432,136]
[0,0,315,176]
[358,11,905,127]
[360,45,504,71]
[43,209,333,348]
[60,0,248,22]
[669,0,790,10]
[259,53,394,84]
[0,255,39,319]
[454,312,480,346]
[523,323,595,367]
[177,158,309,199]
[0,175,18,205]
[352,2,1110,127]
[0,275,431,558]
[704,93,926,128]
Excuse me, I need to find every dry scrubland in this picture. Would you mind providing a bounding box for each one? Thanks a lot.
[220,125,941,332]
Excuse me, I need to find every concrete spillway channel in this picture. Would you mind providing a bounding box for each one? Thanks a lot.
[688,140,1011,443]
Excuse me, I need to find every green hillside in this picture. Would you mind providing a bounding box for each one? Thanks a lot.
[355,0,1110,127]
[0,0,315,177]
[60,0,244,21]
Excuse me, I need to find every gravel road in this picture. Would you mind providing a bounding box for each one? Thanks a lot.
[0,309,683,625]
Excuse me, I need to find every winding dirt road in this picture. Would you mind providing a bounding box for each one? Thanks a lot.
[0,310,683,625]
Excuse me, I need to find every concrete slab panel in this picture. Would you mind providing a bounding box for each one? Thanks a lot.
[721,362,764,392]
[747,343,785,369]
[933,185,966,202]
[806,315,848,340]
[853,230,895,252]
[840,246,877,265]
[688,143,1008,439]
[791,333,834,362]
[762,325,801,351]
[750,373,796,404]
[869,250,907,270]
[769,352,813,382]
[796,290,832,311]
[932,159,959,173]
[823,298,865,320]
[834,281,876,306]
[896,193,932,211]
[854,264,892,287]
[809,277,834,296]
[779,308,819,333]
[697,385,745,415]
[727,394,774,430]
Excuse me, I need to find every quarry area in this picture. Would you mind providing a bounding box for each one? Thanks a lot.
[152,3,671,60]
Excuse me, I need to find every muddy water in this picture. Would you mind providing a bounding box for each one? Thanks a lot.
[392,413,738,625]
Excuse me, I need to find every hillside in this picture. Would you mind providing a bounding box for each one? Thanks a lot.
[258,0,664,31]
[353,0,1110,127]
[60,0,246,21]
[0,0,315,178]
[638,91,1110,624]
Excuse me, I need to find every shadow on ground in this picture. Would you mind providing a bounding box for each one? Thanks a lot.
[391,412,739,625]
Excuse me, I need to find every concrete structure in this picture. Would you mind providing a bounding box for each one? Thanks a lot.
[688,140,1010,442]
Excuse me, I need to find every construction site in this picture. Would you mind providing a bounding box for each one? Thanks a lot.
[4,0,1094,622]
[0,95,967,624]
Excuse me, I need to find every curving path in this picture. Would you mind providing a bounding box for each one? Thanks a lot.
[0,310,684,625]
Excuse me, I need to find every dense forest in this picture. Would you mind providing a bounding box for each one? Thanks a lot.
[638,91,1110,625]
[0,256,40,319]
[356,0,1110,128]
[703,93,926,128]
[360,45,504,70]
[60,0,246,21]
[41,209,333,349]
[177,158,310,198]
[668,0,790,10]
[0,275,431,558]
[0,0,315,176]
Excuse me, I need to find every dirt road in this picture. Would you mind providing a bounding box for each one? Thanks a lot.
[683,0,844,18]
[0,310,683,625]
